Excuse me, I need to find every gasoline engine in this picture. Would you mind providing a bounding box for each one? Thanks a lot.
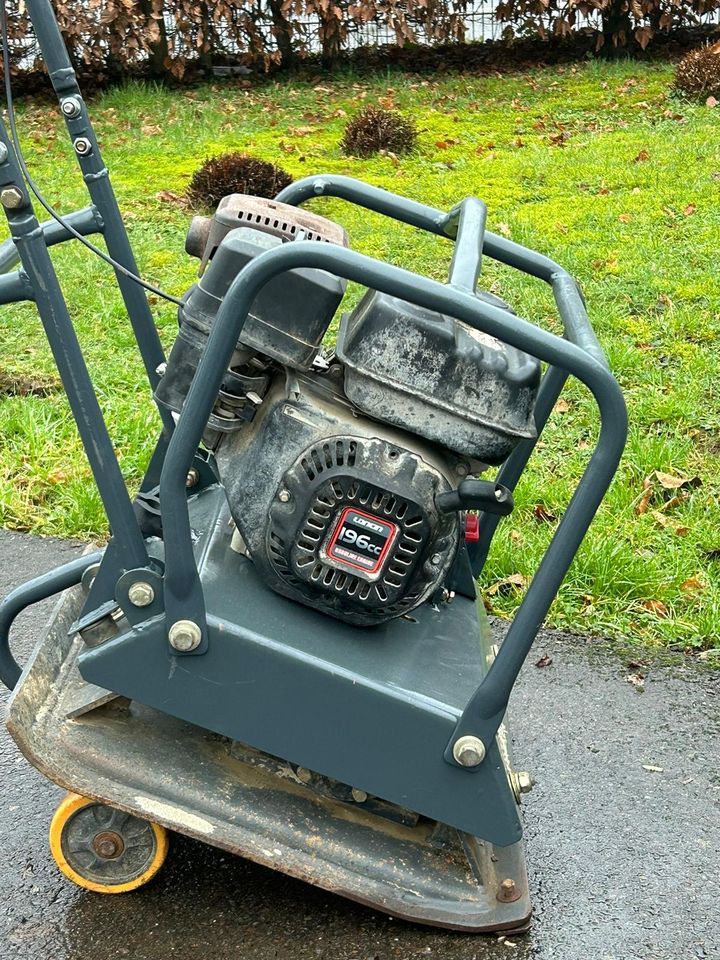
[156,195,541,626]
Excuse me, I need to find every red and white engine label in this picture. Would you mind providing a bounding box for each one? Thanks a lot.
[326,507,397,575]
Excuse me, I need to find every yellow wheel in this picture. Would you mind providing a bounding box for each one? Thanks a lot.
[49,793,168,893]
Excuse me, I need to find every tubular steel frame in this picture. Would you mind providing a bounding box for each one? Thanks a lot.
[0,0,627,773]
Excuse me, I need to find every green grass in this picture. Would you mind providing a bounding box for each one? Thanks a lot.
[0,59,718,650]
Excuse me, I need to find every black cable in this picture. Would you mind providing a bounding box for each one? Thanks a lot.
[0,0,182,306]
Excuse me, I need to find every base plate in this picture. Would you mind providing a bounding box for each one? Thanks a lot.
[7,584,530,932]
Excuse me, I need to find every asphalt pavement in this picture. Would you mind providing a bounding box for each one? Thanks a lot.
[0,529,717,960]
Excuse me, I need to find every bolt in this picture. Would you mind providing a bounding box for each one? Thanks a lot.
[155,362,167,377]
[73,137,93,156]
[455,462,469,477]
[278,489,291,503]
[61,96,82,118]
[351,788,368,803]
[186,467,200,489]
[513,771,535,795]
[128,581,155,607]
[92,831,124,859]
[168,619,202,652]
[452,735,486,768]
[430,553,442,565]
[0,143,8,164]
[0,186,24,209]
[497,878,521,903]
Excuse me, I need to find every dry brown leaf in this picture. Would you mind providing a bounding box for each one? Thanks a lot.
[554,398,570,414]
[680,577,704,593]
[635,478,653,515]
[535,654,553,668]
[533,503,557,523]
[682,203,697,217]
[618,213,632,223]
[626,673,645,689]
[655,471,701,491]
[650,511,688,536]
[487,573,528,597]
[634,149,650,162]
[641,599,669,618]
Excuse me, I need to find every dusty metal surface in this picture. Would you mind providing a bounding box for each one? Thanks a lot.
[1,530,718,960]
[7,575,530,932]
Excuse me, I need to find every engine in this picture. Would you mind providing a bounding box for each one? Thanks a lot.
[156,194,541,626]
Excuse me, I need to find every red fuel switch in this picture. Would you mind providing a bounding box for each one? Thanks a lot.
[464,513,480,542]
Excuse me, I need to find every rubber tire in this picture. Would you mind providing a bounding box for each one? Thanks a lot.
[49,792,169,893]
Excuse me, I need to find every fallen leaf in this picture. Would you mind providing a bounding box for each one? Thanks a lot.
[497,222,512,238]
[635,478,653,515]
[155,190,181,203]
[655,471,701,491]
[634,149,650,162]
[535,654,553,668]
[554,398,570,414]
[533,503,557,523]
[641,599,669,618]
[680,577,704,593]
[487,573,528,596]
[626,672,645,689]
[642,764,664,773]
[707,96,718,108]
[618,213,632,223]
[682,203,697,217]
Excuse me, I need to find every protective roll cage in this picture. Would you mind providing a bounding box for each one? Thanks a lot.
[0,0,627,773]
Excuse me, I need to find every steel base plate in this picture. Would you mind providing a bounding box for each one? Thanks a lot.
[7,585,530,932]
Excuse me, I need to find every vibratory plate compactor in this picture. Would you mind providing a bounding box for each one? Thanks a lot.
[0,0,626,934]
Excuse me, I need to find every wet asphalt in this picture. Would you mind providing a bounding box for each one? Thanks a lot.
[0,529,718,960]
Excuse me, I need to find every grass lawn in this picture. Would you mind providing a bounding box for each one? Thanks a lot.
[0,58,718,651]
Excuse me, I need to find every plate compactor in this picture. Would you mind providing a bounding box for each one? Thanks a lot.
[0,0,626,934]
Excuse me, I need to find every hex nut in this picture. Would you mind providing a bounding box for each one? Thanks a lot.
[73,137,93,156]
[514,770,535,795]
[497,877,521,903]
[452,735,486,767]
[128,581,155,608]
[278,489,291,503]
[168,619,202,652]
[0,186,25,209]
[61,97,82,118]
[186,467,200,489]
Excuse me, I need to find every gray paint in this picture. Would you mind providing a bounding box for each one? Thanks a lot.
[1,531,717,959]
